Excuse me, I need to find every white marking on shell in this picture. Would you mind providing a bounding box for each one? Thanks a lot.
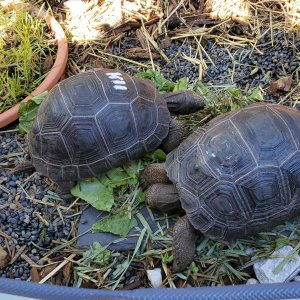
[112,80,126,85]
[114,85,128,90]
[106,72,123,81]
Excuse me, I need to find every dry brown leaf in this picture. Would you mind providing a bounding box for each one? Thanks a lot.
[41,263,59,278]
[30,267,41,282]
[42,55,54,73]
[0,247,9,268]
[62,261,72,284]
[268,76,292,96]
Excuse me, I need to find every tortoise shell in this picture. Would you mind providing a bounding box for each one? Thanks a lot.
[28,69,170,182]
[166,103,300,240]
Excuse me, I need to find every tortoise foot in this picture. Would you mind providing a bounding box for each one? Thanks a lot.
[173,215,197,273]
[140,163,169,188]
[145,183,183,214]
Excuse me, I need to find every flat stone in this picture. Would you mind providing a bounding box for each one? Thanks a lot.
[254,245,300,283]
[77,205,174,251]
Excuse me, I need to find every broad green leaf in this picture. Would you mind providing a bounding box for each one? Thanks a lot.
[173,77,188,91]
[248,87,264,101]
[105,168,130,187]
[71,178,114,211]
[123,160,143,180]
[18,91,48,133]
[135,70,174,92]
[92,212,138,236]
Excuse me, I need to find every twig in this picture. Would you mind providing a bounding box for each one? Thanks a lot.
[39,253,76,284]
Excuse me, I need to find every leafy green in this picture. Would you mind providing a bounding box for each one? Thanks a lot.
[18,91,48,133]
[72,161,144,212]
[92,212,138,236]
[248,87,264,101]
[81,242,112,266]
[173,77,189,92]
[71,178,114,212]
[144,149,167,163]
[194,81,263,116]
[135,70,174,92]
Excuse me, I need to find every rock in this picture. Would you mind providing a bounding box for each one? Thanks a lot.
[77,206,174,251]
[293,275,300,282]
[147,268,162,288]
[246,278,259,285]
[254,245,300,283]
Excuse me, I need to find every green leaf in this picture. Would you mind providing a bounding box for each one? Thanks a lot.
[227,87,242,97]
[173,77,189,92]
[123,160,143,180]
[82,242,112,266]
[105,168,131,188]
[275,237,291,249]
[151,149,166,162]
[194,81,213,98]
[92,212,138,236]
[18,91,48,133]
[71,178,114,211]
[248,87,264,102]
[135,70,174,92]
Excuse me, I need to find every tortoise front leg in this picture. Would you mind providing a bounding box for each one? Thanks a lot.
[145,183,183,214]
[173,215,197,273]
[141,163,183,214]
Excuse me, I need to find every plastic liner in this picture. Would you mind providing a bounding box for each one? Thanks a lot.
[1,278,300,300]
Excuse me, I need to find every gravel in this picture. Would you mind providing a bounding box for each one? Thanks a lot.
[108,29,300,102]
[0,130,75,280]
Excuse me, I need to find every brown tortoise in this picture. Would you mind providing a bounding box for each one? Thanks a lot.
[27,69,204,198]
[141,103,300,272]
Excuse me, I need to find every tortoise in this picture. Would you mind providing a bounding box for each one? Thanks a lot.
[141,103,300,272]
[27,69,204,198]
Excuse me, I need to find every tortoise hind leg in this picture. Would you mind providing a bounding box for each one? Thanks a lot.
[173,215,197,273]
[56,181,75,200]
[141,164,195,271]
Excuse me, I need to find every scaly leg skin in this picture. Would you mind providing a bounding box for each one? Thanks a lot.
[145,183,183,214]
[160,119,187,153]
[140,163,170,188]
[56,181,75,200]
[163,90,205,115]
[173,215,197,273]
